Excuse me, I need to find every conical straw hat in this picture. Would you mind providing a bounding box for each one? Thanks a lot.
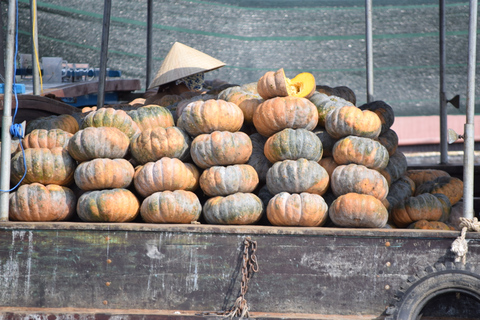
[149,42,225,89]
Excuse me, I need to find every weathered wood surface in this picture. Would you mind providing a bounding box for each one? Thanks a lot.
[0,223,479,319]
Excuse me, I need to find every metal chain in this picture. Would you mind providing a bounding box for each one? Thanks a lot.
[224,236,258,319]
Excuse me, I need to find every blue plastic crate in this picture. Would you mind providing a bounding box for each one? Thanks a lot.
[0,83,26,94]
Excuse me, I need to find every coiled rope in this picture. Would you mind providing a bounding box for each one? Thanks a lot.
[451,217,480,264]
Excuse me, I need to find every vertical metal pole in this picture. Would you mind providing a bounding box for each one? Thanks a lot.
[146,0,153,89]
[97,0,112,109]
[30,0,40,95]
[463,0,477,219]
[439,0,448,164]
[0,1,5,81]
[365,0,374,103]
[0,0,17,221]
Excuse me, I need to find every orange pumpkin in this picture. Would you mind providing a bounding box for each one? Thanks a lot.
[199,164,259,196]
[309,92,353,127]
[332,136,389,170]
[408,220,454,230]
[325,105,382,139]
[22,129,73,150]
[74,158,134,191]
[127,105,175,131]
[140,190,201,223]
[329,193,388,228]
[190,131,252,169]
[9,183,76,221]
[331,164,389,201]
[405,169,450,187]
[257,68,316,100]
[130,126,191,164]
[68,127,130,162]
[415,176,463,206]
[82,107,140,139]
[179,99,244,136]
[391,193,444,228]
[359,100,395,135]
[218,86,264,124]
[264,128,323,163]
[266,158,329,196]
[267,192,328,227]
[203,192,263,225]
[11,147,76,186]
[253,96,318,137]
[77,188,140,222]
[26,114,79,135]
[133,157,198,198]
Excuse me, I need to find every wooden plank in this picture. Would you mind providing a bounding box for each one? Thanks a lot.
[0,223,479,318]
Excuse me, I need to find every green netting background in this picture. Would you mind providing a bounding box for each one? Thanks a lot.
[2,0,480,116]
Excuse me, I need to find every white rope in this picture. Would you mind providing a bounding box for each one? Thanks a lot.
[451,217,480,264]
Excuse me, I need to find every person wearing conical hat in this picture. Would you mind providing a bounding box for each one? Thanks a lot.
[144,42,225,103]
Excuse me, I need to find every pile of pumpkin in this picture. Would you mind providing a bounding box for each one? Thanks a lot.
[6,68,464,230]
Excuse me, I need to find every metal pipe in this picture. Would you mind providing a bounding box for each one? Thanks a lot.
[0,0,17,221]
[0,1,5,81]
[146,0,153,89]
[30,0,40,95]
[439,0,448,164]
[97,0,112,109]
[463,0,477,219]
[365,0,374,103]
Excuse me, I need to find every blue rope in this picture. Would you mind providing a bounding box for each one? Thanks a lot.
[1,0,26,193]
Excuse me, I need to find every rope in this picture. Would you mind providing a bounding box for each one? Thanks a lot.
[451,217,480,265]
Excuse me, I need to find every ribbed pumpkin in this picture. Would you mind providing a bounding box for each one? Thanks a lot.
[318,156,338,178]
[359,101,395,135]
[378,150,408,186]
[200,164,259,196]
[376,129,399,156]
[26,114,79,135]
[408,220,453,230]
[384,175,416,212]
[22,129,73,150]
[203,192,263,225]
[415,176,463,206]
[253,96,318,137]
[175,94,217,119]
[190,131,252,169]
[316,85,357,105]
[140,190,202,223]
[130,126,191,164]
[218,86,264,124]
[405,169,450,187]
[74,158,134,191]
[127,105,175,131]
[332,136,389,170]
[309,92,353,127]
[264,128,323,163]
[11,147,76,186]
[77,188,140,222]
[133,157,198,198]
[184,163,200,192]
[434,193,452,222]
[68,127,129,162]
[391,193,444,228]
[247,133,272,182]
[329,193,388,228]
[257,68,316,100]
[331,164,389,201]
[266,158,329,196]
[179,99,244,136]
[9,183,76,221]
[313,129,337,157]
[267,192,328,227]
[325,105,382,139]
[82,107,140,139]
